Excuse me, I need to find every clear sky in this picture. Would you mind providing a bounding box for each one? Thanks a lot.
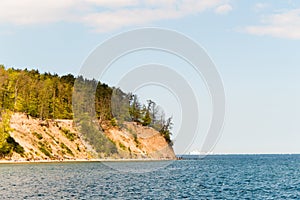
[0,0,300,154]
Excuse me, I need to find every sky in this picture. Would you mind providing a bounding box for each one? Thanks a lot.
[0,0,300,154]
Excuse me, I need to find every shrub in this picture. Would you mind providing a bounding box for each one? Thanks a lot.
[6,136,25,155]
[133,133,139,144]
[60,143,74,156]
[119,142,126,150]
[38,142,52,157]
[0,137,25,158]
[61,127,76,141]
[110,118,118,127]
[32,132,43,140]
[39,146,51,157]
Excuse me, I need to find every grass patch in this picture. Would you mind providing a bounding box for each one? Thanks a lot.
[110,118,118,127]
[38,142,52,158]
[60,127,77,141]
[119,142,126,150]
[45,132,59,144]
[60,143,74,156]
[32,132,43,140]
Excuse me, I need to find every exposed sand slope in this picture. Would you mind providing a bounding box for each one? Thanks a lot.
[104,122,175,159]
[5,113,175,161]
[9,113,91,161]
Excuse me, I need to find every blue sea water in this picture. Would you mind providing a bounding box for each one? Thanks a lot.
[1,154,300,199]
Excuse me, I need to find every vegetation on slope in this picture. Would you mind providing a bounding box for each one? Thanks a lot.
[8,113,91,160]
[0,65,173,158]
[0,110,24,158]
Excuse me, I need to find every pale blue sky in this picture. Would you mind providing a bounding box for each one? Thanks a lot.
[0,0,300,154]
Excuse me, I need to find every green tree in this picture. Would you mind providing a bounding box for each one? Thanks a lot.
[111,88,131,126]
[141,100,153,126]
[159,117,173,145]
[0,110,12,148]
[142,109,151,126]
[129,94,141,122]
[0,110,24,158]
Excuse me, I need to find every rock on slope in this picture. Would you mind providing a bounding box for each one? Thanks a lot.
[6,113,175,161]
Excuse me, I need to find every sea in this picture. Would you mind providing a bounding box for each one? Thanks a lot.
[1,154,300,199]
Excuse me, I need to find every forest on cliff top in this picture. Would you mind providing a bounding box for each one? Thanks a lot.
[0,65,173,157]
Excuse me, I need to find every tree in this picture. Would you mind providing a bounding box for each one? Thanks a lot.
[0,110,12,148]
[141,100,153,126]
[129,94,141,122]
[142,109,151,126]
[111,88,131,126]
[159,117,173,145]
[147,100,157,125]
[0,67,9,109]
[0,110,25,157]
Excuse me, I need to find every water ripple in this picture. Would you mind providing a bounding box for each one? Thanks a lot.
[1,155,300,199]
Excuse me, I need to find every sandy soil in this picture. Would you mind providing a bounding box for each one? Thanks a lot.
[1,113,175,161]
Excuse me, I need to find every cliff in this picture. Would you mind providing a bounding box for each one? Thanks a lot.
[104,122,175,159]
[4,113,175,161]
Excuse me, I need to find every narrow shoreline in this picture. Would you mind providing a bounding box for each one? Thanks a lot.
[2,154,297,164]
[0,158,177,164]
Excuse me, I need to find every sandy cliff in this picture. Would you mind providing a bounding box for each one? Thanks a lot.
[5,113,175,161]
[104,122,175,159]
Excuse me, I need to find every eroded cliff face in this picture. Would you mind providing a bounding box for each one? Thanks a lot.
[104,122,175,159]
[9,113,91,161]
[6,113,175,161]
